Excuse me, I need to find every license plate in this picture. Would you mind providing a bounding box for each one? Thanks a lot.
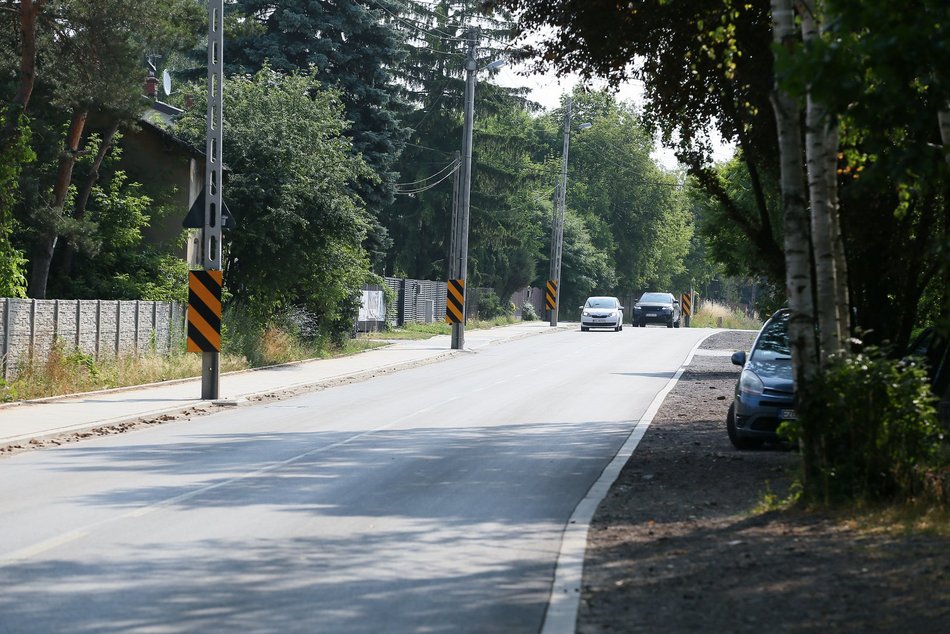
[646,313,657,317]
[593,318,607,322]
[780,409,796,420]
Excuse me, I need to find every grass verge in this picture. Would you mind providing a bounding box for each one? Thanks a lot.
[691,299,763,330]
[1,337,386,402]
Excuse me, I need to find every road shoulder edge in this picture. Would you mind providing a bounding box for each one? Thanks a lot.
[540,331,717,634]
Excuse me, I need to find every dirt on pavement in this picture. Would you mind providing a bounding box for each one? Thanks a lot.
[577,330,950,634]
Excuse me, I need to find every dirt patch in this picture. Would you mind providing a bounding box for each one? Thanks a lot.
[577,331,950,633]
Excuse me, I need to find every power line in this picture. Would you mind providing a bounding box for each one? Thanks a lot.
[404,141,455,156]
[394,156,459,187]
[394,159,460,194]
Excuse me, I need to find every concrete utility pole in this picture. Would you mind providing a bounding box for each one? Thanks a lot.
[202,0,224,399]
[449,31,477,350]
[549,96,573,327]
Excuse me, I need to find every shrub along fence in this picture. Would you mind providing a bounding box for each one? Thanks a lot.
[1,298,186,380]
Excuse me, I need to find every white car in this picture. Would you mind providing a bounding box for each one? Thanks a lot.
[580,296,624,332]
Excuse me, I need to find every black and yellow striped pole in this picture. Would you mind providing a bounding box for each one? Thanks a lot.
[545,280,558,322]
[681,291,692,327]
[445,279,465,327]
[188,271,222,353]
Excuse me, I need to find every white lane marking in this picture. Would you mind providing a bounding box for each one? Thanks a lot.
[2,530,89,564]
[0,396,463,566]
[540,332,715,634]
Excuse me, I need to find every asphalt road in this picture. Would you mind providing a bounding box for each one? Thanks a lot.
[0,325,709,634]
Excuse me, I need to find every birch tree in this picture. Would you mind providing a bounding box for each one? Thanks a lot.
[801,0,845,362]
[771,0,826,485]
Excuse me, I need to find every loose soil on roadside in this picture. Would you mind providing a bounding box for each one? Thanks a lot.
[577,330,950,633]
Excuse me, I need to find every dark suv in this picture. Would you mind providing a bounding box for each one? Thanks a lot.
[727,308,793,449]
[632,292,681,328]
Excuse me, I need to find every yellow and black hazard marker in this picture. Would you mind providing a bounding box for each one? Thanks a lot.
[545,280,558,310]
[681,292,692,317]
[445,278,465,324]
[187,270,223,352]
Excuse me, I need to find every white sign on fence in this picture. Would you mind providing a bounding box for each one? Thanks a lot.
[359,290,384,322]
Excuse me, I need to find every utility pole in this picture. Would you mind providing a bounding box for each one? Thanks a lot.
[201,0,224,399]
[549,96,573,327]
[448,31,477,350]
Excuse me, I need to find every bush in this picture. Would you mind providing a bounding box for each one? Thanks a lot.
[477,290,512,320]
[521,301,539,321]
[791,348,943,504]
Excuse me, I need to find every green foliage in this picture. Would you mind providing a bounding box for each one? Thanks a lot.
[791,349,943,504]
[689,156,782,282]
[0,121,33,298]
[175,67,374,341]
[228,0,410,269]
[476,289,511,320]
[383,0,528,281]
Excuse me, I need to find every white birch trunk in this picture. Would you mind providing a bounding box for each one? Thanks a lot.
[826,126,851,344]
[939,107,950,168]
[802,1,842,363]
[771,0,818,388]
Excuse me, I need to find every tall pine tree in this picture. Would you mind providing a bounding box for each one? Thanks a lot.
[229,0,411,267]
[383,0,530,280]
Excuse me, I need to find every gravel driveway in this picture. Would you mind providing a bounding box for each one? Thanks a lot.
[577,330,950,633]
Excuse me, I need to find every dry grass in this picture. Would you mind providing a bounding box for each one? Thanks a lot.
[1,335,386,403]
[2,341,249,402]
[691,299,763,330]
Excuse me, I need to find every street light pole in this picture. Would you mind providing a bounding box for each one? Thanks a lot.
[550,96,573,327]
[450,31,477,350]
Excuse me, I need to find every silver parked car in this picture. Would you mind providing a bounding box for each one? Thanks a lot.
[632,292,681,328]
[580,296,624,332]
[727,308,794,449]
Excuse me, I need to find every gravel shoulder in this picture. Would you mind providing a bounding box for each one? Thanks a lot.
[577,330,950,633]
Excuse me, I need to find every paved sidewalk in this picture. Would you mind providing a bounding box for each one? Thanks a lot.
[0,321,571,447]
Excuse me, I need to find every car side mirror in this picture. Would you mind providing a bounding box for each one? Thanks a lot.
[731,351,746,366]
[578,306,584,310]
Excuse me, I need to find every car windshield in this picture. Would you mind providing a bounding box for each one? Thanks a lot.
[752,311,791,361]
[639,293,671,304]
[585,297,618,308]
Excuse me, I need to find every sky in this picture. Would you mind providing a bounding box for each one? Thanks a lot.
[492,62,735,171]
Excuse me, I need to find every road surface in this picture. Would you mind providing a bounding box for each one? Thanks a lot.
[0,326,709,633]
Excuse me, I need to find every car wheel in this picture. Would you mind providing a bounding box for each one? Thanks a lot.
[727,403,763,450]
[614,324,621,332]
[638,320,645,327]
[667,319,674,328]
[581,326,589,332]
[674,319,680,328]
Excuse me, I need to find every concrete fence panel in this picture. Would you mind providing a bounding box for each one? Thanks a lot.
[1,298,186,381]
